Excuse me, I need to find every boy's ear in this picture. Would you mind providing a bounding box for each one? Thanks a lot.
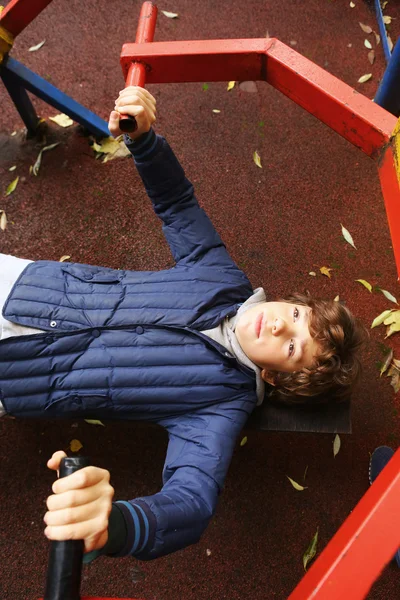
[261,369,276,386]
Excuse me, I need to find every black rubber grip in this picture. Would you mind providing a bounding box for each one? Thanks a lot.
[43,456,90,600]
[118,115,138,133]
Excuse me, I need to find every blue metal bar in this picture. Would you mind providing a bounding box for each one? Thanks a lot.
[1,56,110,138]
[375,0,392,64]
[375,37,400,116]
[1,67,40,135]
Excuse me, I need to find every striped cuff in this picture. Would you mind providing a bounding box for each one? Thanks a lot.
[123,127,159,161]
[113,500,156,557]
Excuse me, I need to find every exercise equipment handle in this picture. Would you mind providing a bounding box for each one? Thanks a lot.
[43,456,90,600]
[118,1,158,133]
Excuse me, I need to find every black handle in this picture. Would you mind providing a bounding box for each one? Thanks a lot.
[118,114,138,133]
[43,456,90,600]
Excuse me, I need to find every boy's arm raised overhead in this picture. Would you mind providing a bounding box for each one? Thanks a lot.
[110,87,245,272]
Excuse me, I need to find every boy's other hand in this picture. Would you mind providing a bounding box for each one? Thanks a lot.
[45,450,114,554]
[108,86,156,140]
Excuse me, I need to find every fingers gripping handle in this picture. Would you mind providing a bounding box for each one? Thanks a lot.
[118,1,158,133]
[43,456,90,600]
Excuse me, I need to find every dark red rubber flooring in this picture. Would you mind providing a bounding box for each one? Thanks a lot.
[1,1,400,599]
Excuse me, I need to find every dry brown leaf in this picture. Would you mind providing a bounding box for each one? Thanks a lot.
[387,363,400,393]
[368,50,375,64]
[382,15,392,25]
[0,210,7,231]
[387,35,393,52]
[238,81,258,93]
[59,255,71,262]
[374,31,381,45]
[380,348,393,376]
[359,22,372,34]
[358,73,372,83]
[69,439,83,452]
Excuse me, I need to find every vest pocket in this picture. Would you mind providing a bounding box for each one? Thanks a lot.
[44,393,112,417]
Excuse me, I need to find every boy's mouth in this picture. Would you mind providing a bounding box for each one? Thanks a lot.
[255,312,263,338]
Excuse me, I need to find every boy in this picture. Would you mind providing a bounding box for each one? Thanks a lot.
[0,87,365,562]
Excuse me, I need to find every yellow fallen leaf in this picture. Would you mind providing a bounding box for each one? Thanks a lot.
[309,271,316,277]
[70,439,83,452]
[29,40,45,52]
[253,150,262,168]
[333,434,341,457]
[355,279,372,292]
[59,255,71,262]
[341,223,357,249]
[49,113,74,127]
[287,476,308,491]
[380,288,398,304]
[91,136,130,163]
[320,266,333,278]
[9,166,16,172]
[85,419,105,426]
[11,131,17,136]
[334,295,340,302]
[161,10,179,18]
[386,322,400,338]
[371,309,394,328]
[383,310,400,325]
[358,73,372,83]
[387,35,393,52]
[31,142,60,176]
[364,39,372,49]
[374,31,381,45]
[206,549,212,557]
[368,50,375,65]
[5,176,19,196]
[303,528,319,571]
[350,1,355,7]
[359,22,372,34]
[212,109,221,113]
[0,210,7,231]
[240,436,247,447]
[382,15,392,25]
[227,81,236,91]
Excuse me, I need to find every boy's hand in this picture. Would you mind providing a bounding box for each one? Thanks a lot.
[44,451,114,554]
[108,86,156,140]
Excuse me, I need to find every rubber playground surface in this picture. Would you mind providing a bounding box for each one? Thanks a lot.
[1,1,400,598]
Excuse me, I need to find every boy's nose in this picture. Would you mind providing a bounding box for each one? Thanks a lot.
[272,317,287,335]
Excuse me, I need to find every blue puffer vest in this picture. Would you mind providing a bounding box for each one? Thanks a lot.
[0,131,259,560]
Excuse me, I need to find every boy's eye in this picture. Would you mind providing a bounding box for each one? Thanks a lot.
[293,307,299,320]
[289,340,295,357]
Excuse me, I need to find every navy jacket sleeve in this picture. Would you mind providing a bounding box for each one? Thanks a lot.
[112,400,250,560]
[125,129,241,270]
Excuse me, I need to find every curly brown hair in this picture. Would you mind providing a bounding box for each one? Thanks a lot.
[266,292,368,406]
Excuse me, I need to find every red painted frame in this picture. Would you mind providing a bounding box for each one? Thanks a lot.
[0,0,54,37]
[121,36,400,278]
[288,448,400,599]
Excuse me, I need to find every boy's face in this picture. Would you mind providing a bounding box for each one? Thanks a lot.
[235,302,318,377]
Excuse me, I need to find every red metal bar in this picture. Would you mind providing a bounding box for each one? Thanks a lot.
[120,35,400,277]
[120,38,398,157]
[378,141,400,279]
[126,0,158,87]
[288,448,400,599]
[0,0,54,37]
[119,1,157,132]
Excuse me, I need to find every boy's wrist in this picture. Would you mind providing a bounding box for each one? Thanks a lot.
[124,128,151,144]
